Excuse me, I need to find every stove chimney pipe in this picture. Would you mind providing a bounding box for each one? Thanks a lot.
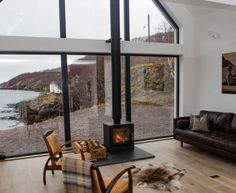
[110,0,121,124]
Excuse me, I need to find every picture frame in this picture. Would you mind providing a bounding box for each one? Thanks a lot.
[222,52,236,94]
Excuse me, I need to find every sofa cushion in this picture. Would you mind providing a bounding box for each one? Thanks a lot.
[189,114,199,129]
[175,129,236,154]
[177,120,190,130]
[229,114,236,134]
[199,110,234,132]
[191,114,209,132]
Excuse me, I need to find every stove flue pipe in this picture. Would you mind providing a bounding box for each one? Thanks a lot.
[110,0,121,124]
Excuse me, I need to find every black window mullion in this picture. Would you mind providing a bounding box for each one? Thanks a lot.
[59,0,71,142]
[176,56,180,117]
[124,0,132,122]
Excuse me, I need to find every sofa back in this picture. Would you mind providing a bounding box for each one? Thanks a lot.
[199,110,234,132]
[229,114,236,134]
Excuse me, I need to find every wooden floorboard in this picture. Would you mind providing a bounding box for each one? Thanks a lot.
[0,139,235,193]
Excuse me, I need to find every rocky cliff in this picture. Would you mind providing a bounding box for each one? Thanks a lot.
[0,70,62,92]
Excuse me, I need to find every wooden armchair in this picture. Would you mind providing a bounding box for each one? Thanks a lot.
[43,130,91,184]
[62,156,135,193]
[91,164,135,193]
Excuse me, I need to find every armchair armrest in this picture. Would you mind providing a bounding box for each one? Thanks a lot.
[173,116,190,138]
[105,165,135,193]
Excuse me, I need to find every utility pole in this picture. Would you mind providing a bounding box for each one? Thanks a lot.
[147,14,151,64]
[147,14,151,42]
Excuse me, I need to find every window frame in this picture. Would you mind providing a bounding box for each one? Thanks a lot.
[0,0,180,157]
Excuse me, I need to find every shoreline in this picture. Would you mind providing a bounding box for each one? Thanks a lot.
[0,89,41,130]
[0,88,41,92]
[0,104,174,156]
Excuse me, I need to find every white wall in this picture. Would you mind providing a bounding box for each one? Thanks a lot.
[194,7,236,113]
[163,1,197,116]
[165,1,236,115]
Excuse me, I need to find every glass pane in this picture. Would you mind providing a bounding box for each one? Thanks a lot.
[130,56,176,140]
[0,55,64,157]
[0,0,59,37]
[66,0,124,40]
[67,55,112,143]
[130,0,176,43]
[66,0,111,40]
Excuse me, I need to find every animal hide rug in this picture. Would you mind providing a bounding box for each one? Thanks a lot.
[130,162,186,192]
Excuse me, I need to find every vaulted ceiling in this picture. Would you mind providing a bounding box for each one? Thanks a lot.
[166,0,235,18]
[205,0,236,6]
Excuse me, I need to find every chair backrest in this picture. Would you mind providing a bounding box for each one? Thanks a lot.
[43,130,62,157]
[62,157,104,193]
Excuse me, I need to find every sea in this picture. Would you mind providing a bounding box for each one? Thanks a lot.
[0,90,40,130]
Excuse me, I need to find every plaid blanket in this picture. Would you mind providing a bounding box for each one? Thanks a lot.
[62,157,93,193]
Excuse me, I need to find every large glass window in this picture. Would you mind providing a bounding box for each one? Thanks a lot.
[0,55,64,157]
[130,0,176,43]
[66,0,111,40]
[0,0,179,158]
[0,0,60,37]
[66,0,126,40]
[130,56,176,140]
[67,55,112,142]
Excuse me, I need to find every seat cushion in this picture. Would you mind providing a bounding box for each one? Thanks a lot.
[175,129,236,154]
[104,177,129,193]
[199,110,234,132]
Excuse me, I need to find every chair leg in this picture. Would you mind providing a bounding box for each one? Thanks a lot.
[43,158,51,185]
[43,168,47,185]
[181,141,183,147]
[52,169,54,175]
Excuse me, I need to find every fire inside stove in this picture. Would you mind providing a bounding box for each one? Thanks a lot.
[113,127,130,144]
[104,122,134,152]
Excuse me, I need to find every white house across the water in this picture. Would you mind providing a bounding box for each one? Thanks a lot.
[49,82,61,94]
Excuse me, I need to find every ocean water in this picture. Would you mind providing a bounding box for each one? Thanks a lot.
[0,90,40,130]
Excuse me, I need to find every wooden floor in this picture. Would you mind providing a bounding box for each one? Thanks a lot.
[0,139,236,193]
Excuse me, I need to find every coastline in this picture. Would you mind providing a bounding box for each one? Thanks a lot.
[0,89,40,130]
[0,104,174,156]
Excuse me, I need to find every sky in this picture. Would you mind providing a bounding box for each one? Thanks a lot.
[0,55,81,84]
[0,0,169,84]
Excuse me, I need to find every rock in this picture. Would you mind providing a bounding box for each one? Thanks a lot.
[0,109,14,113]
[7,103,17,108]
[17,93,63,125]
[0,115,18,120]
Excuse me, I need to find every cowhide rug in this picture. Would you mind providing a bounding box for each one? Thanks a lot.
[129,162,186,192]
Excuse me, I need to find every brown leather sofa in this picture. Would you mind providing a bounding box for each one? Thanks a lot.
[174,110,236,161]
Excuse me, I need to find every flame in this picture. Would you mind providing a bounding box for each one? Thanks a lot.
[115,134,124,143]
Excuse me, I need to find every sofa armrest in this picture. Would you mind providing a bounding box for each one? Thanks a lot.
[173,116,190,133]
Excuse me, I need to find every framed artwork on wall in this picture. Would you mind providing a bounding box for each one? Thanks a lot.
[222,52,236,94]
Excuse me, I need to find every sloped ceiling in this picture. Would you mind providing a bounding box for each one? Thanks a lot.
[166,0,232,18]
[205,0,236,6]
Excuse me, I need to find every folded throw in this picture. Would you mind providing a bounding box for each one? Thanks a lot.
[62,157,93,193]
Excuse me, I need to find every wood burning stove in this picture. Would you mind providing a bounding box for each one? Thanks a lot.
[103,122,134,153]
[103,1,134,153]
